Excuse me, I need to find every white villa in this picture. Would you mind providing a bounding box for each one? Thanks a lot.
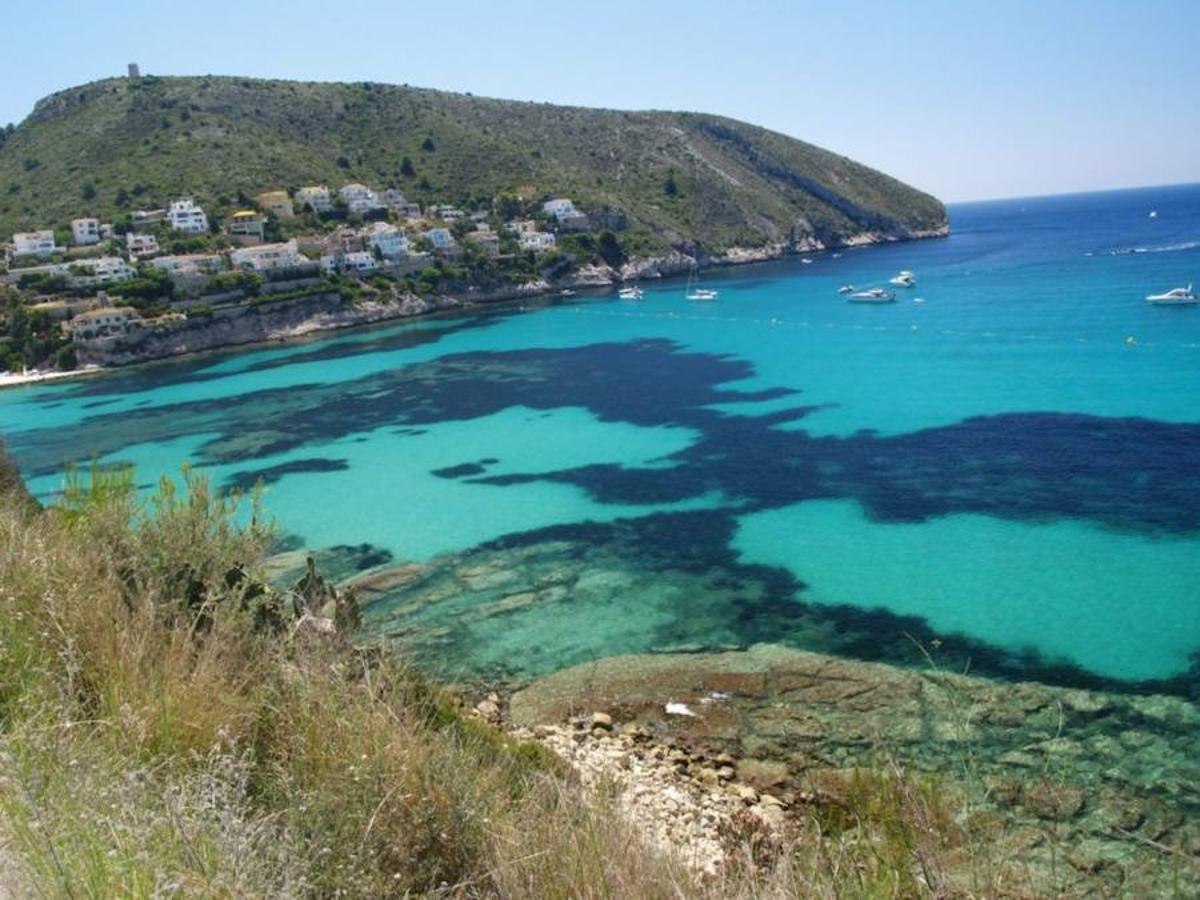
[343,251,378,273]
[70,306,139,340]
[363,222,408,259]
[10,230,60,258]
[296,186,333,214]
[542,197,588,229]
[432,205,465,221]
[519,231,556,253]
[339,184,384,215]
[167,199,209,234]
[71,218,103,246]
[542,198,577,220]
[322,251,377,274]
[230,240,307,272]
[151,253,226,278]
[125,232,160,258]
[422,228,456,251]
[70,256,138,286]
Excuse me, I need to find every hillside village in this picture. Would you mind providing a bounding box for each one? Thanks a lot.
[0,69,950,377]
[0,181,608,375]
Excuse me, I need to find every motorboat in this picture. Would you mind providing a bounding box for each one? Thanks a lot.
[800,258,814,265]
[1146,284,1196,305]
[560,289,577,297]
[837,284,855,294]
[848,288,895,303]
[617,286,644,301]
[889,270,917,287]
[1149,210,1158,219]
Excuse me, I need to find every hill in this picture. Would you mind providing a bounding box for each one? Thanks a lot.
[0,74,946,250]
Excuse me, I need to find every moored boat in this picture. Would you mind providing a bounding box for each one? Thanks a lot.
[889,270,917,287]
[684,265,719,301]
[617,286,644,300]
[1146,284,1196,305]
[837,284,855,294]
[848,288,895,303]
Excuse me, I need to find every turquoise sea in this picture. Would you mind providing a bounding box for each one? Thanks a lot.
[3,183,1200,692]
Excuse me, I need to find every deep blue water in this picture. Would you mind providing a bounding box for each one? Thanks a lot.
[3,183,1199,690]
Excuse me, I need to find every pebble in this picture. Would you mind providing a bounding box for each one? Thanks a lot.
[527,724,746,875]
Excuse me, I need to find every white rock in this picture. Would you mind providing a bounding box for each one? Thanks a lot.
[665,702,698,718]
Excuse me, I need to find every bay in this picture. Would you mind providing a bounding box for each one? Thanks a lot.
[3,182,1199,688]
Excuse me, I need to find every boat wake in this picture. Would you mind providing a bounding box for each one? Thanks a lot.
[1107,240,1200,256]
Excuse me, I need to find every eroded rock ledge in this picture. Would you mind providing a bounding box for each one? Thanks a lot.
[500,644,1200,894]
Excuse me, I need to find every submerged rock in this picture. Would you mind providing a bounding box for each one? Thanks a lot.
[1025,781,1086,821]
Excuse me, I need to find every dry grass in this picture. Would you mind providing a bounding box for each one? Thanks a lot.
[0,457,983,898]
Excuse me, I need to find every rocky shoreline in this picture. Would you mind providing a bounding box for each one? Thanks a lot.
[458,643,1200,894]
[22,227,948,378]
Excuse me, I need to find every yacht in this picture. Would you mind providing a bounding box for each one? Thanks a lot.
[1146,284,1196,305]
[800,258,814,265]
[560,288,577,297]
[836,284,855,294]
[617,286,644,301]
[848,288,895,303]
[889,270,917,287]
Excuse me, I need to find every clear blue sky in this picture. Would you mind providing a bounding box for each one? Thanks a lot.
[4,0,1197,202]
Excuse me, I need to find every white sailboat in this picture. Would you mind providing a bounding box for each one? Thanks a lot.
[685,265,718,301]
[1146,284,1196,305]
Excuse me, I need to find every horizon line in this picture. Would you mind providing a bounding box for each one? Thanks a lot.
[948,180,1200,207]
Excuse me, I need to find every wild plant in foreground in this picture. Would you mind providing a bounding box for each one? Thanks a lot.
[0,460,995,897]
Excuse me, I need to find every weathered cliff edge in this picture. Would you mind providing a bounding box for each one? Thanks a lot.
[69,227,948,369]
[500,643,1200,895]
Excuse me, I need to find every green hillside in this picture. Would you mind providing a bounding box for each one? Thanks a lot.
[0,74,946,251]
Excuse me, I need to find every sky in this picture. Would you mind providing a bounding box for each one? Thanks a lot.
[2,0,1197,203]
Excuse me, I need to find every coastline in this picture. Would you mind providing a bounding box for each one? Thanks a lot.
[0,365,107,391]
[1,227,949,390]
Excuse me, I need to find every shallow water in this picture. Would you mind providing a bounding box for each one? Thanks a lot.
[3,183,1199,688]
